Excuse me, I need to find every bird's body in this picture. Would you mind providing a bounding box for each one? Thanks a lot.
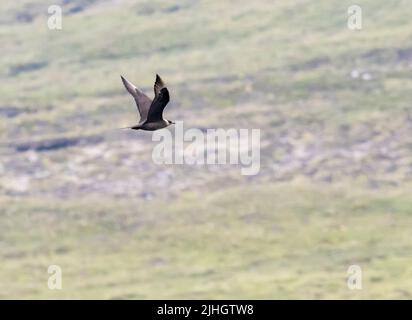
[130,119,171,131]
[120,74,174,131]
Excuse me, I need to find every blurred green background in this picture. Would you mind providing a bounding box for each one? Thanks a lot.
[1,0,412,299]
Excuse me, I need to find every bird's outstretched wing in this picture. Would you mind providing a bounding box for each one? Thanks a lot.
[147,75,170,122]
[120,75,152,123]
[154,74,166,98]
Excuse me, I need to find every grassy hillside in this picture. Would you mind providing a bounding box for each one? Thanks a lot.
[1,0,412,298]
[2,182,412,299]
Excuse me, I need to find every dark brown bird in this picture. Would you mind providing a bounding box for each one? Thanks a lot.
[120,74,174,131]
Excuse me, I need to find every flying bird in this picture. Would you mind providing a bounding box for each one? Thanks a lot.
[120,74,174,131]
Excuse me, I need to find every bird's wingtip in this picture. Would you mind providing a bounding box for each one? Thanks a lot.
[120,75,130,85]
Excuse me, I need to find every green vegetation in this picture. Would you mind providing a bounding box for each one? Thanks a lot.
[1,0,411,299]
[2,183,412,299]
